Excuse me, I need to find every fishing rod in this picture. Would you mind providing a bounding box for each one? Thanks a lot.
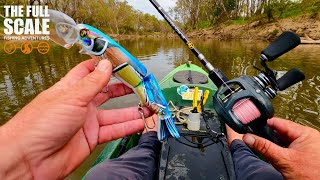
[149,0,305,146]
[149,0,228,87]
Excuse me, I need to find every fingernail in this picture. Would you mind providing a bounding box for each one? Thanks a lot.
[96,60,110,72]
[243,135,255,146]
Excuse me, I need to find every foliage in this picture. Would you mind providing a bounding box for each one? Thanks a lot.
[0,0,171,35]
[173,0,320,29]
[280,2,303,18]
[271,28,279,36]
[303,0,320,17]
[231,17,248,25]
[197,20,211,29]
[1,0,319,33]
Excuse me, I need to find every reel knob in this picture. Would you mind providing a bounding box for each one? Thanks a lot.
[261,31,301,62]
[277,68,305,91]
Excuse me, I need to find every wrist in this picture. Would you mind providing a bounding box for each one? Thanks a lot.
[0,122,33,179]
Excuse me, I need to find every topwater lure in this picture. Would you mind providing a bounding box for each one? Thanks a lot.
[47,10,180,140]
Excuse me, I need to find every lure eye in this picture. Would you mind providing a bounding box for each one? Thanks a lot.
[80,29,88,38]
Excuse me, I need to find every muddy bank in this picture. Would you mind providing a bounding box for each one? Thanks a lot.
[188,16,320,42]
[108,32,176,40]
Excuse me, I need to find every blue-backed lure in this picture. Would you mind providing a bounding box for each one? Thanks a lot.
[47,10,180,140]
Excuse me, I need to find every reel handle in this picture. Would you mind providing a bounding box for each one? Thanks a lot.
[261,31,300,62]
[277,68,305,91]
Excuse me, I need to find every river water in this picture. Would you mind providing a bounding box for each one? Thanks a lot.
[0,38,319,178]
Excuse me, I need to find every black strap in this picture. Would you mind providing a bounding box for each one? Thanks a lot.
[158,141,170,180]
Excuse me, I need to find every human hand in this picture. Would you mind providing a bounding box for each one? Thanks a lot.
[243,117,320,179]
[0,59,151,179]
[225,124,244,145]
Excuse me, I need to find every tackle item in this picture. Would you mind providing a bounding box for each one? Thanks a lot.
[150,0,305,146]
[197,90,210,112]
[187,111,201,131]
[47,9,179,141]
[192,87,199,112]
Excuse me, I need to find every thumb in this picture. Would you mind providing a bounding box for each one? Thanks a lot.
[243,133,286,163]
[68,60,112,104]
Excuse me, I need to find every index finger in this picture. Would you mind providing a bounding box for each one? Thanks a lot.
[106,82,133,99]
[98,119,145,143]
[97,107,152,126]
[59,59,97,86]
[267,117,308,142]
[93,82,134,106]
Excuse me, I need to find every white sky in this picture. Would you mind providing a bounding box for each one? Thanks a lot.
[125,0,177,19]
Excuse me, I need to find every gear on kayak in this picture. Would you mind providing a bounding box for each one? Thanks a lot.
[150,0,305,146]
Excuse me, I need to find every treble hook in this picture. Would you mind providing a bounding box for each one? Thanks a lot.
[138,104,156,131]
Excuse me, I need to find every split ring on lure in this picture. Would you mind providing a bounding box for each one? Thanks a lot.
[47,10,180,140]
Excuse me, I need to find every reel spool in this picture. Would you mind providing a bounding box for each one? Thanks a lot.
[213,32,305,146]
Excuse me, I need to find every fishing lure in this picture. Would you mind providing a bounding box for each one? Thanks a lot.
[47,10,180,140]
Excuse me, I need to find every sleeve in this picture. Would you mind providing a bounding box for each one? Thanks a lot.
[230,139,284,180]
[85,131,161,180]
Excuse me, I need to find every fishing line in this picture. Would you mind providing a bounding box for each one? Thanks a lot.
[232,99,261,124]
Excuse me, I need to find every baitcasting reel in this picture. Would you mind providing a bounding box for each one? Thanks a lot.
[148,0,304,145]
[213,32,305,146]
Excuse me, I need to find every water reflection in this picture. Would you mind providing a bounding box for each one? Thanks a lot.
[0,38,319,130]
[0,44,87,124]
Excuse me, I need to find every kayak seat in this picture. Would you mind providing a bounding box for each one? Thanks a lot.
[173,70,208,84]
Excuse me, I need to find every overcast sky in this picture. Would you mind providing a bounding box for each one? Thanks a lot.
[125,0,177,19]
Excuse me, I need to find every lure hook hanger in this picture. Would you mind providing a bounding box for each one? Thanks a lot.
[138,104,156,131]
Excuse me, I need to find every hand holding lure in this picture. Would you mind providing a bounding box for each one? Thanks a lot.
[47,10,179,140]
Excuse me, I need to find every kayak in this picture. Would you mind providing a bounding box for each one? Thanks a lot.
[84,62,236,179]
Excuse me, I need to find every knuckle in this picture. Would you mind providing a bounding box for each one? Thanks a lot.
[256,139,272,155]
[85,73,100,84]
[304,127,320,138]
[311,128,320,135]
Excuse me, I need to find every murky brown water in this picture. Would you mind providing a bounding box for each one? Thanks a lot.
[0,38,319,178]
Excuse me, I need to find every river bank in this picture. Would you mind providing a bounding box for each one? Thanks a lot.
[188,15,320,42]
[0,31,176,42]
[107,32,174,40]
[1,15,319,42]
[108,15,320,43]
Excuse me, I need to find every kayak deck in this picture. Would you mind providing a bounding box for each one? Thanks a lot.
[159,108,235,179]
[85,63,235,179]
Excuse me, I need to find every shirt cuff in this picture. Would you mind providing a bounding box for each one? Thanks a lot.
[230,139,247,153]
